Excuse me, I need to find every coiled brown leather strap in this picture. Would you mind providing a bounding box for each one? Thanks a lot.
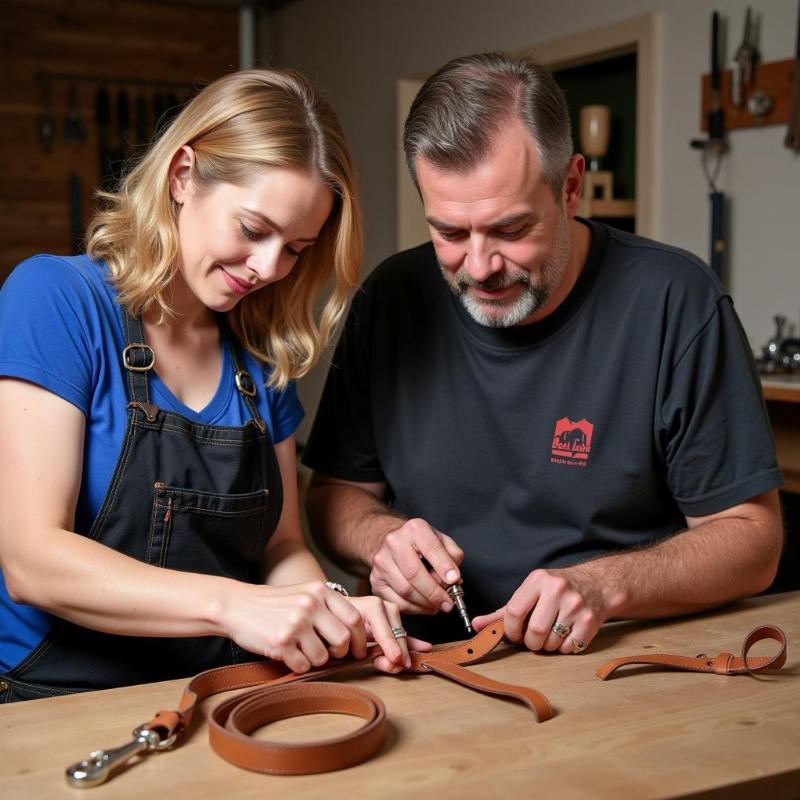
[142,621,552,776]
[596,624,787,680]
[209,682,387,774]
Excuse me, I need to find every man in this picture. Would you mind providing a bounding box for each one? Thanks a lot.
[302,52,783,651]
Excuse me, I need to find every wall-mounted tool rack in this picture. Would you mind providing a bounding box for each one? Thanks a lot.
[700,58,796,131]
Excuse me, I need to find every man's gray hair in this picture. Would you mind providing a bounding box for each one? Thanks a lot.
[403,52,573,196]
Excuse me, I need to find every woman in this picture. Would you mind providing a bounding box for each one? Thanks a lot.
[0,69,421,702]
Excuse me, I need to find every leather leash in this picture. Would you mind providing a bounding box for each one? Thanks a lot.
[66,621,552,786]
[596,624,787,680]
[65,623,788,786]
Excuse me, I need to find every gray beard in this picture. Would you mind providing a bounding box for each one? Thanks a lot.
[439,219,570,329]
[453,270,545,328]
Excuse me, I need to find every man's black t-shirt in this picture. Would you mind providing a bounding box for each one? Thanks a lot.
[303,220,782,642]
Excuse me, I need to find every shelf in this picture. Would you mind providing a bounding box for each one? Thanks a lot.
[578,197,636,218]
[578,171,636,219]
[761,378,800,403]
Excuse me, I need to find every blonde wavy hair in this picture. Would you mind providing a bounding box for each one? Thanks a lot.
[87,69,362,390]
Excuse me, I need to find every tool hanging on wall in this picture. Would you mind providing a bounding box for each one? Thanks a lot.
[134,92,149,147]
[95,86,113,190]
[68,174,82,255]
[786,0,800,151]
[110,88,130,184]
[33,71,197,159]
[63,82,87,145]
[731,7,757,109]
[691,10,727,283]
[37,79,56,153]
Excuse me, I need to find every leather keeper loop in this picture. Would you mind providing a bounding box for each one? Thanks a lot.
[145,709,184,739]
[713,653,735,675]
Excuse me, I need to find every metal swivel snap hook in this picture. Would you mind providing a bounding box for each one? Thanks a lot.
[65,723,177,788]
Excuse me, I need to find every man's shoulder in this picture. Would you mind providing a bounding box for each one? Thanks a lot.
[589,223,733,350]
[600,224,723,296]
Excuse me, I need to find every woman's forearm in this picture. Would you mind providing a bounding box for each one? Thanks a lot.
[262,538,326,586]
[4,523,237,638]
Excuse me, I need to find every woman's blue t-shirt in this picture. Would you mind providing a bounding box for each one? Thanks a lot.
[0,254,304,671]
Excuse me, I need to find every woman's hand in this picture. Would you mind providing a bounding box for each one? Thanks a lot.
[218,581,430,675]
[218,580,362,673]
[346,594,432,673]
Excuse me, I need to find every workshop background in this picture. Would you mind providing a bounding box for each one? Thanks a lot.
[0,0,798,590]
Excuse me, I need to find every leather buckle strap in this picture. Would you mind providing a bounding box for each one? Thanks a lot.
[596,624,788,680]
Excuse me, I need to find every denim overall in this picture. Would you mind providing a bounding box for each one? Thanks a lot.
[1,312,283,702]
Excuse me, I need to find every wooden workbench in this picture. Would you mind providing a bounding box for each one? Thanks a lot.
[1,592,798,799]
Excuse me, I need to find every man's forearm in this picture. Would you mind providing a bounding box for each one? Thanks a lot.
[306,483,406,576]
[570,508,783,620]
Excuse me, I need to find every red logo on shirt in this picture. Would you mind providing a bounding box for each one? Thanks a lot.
[550,417,594,467]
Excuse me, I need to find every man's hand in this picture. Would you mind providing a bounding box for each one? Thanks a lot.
[472,564,617,654]
[473,491,783,653]
[369,518,464,614]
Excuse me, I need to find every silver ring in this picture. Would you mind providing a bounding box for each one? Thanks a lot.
[571,637,587,653]
[551,621,571,637]
[391,626,408,640]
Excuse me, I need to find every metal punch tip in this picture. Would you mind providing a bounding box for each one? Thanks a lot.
[447,584,474,634]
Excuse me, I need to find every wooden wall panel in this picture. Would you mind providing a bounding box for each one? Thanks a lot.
[0,0,238,283]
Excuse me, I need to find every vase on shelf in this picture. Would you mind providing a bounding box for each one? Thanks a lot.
[579,104,610,172]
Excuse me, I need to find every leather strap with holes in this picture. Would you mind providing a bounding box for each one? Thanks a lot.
[596,624,787,680]
[141,621,552,776]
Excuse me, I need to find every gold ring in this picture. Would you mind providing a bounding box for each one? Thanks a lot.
[391,627,408,640]
[571,638,587,653]
[551,621,571,637]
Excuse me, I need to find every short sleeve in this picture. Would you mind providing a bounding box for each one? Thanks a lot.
[0,256,96,414]
[263,372,304,444]
[302,287,385,481]
[660,297,782,516]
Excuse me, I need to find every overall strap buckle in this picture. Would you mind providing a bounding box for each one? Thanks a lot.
[122,344,155,372]
[234,370,256,397]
